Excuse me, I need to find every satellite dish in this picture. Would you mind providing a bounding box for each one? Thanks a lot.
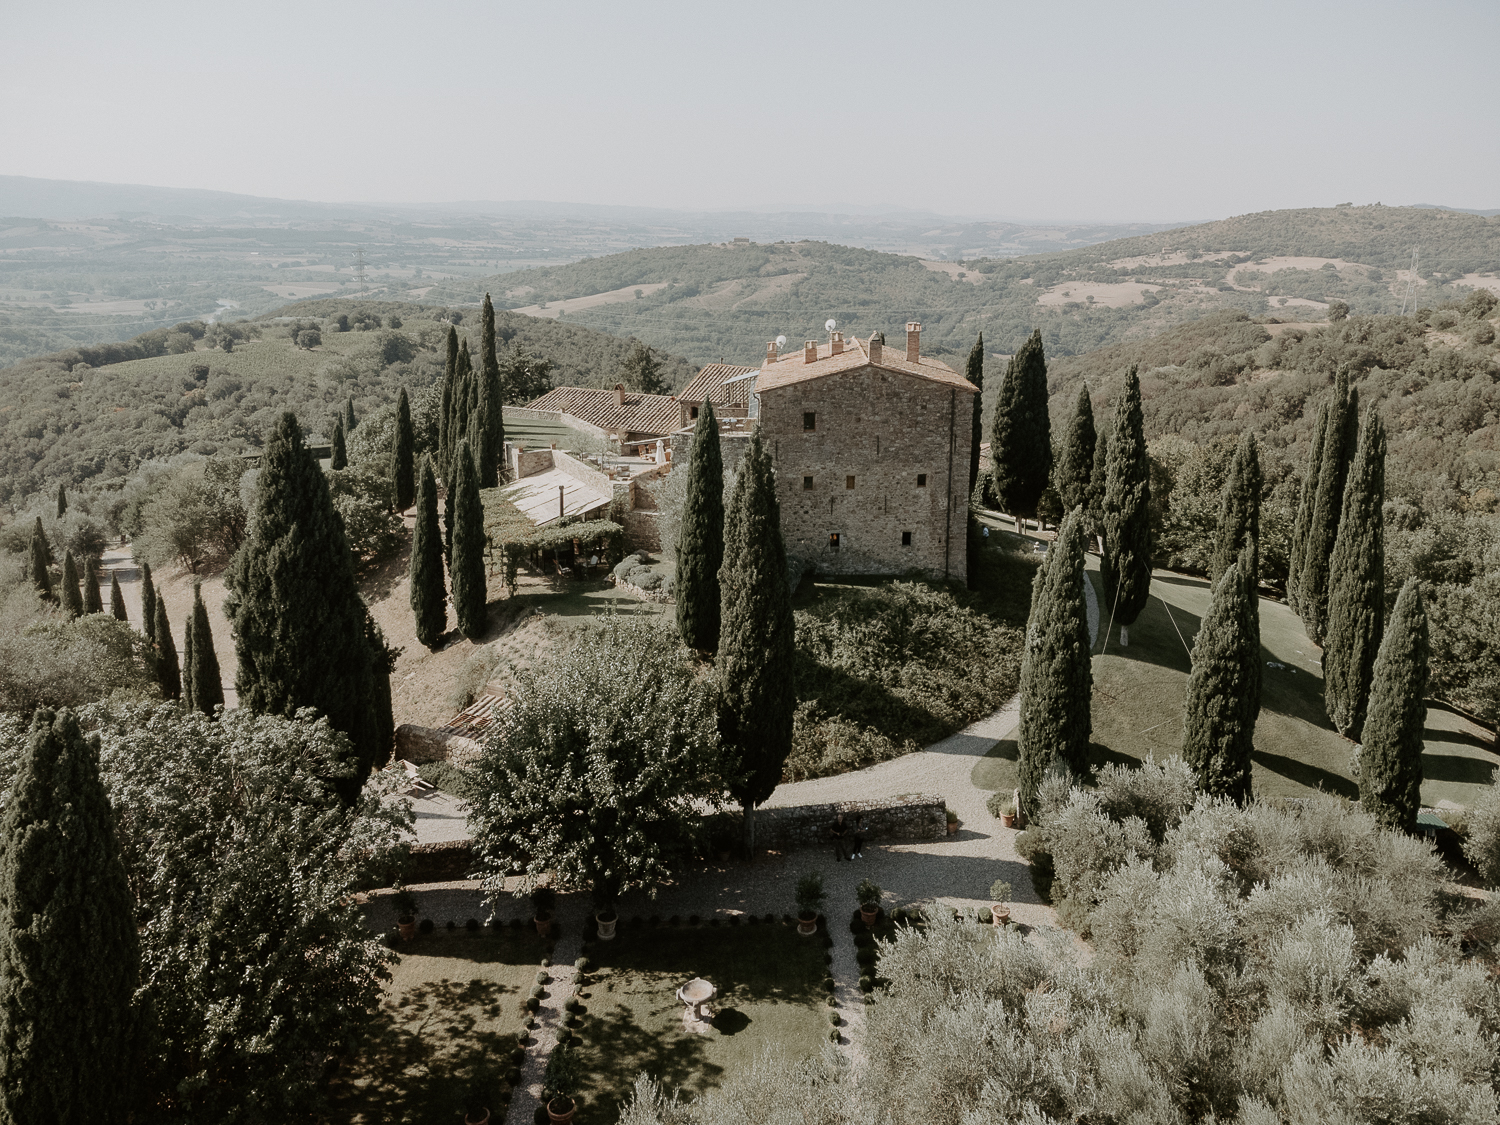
[825,319,837,333]
[775,335,787,348]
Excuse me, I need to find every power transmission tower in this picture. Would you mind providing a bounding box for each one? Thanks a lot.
[1401,248,1418,316]
[354,247,367,286]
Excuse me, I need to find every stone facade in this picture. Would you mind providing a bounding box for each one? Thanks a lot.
[759,365,973,582]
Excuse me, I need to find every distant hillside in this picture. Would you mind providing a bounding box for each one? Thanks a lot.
[0,300,693,498]
[425,206,1500,368]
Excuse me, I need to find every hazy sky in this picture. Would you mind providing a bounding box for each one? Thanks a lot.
[3,0,1496,222]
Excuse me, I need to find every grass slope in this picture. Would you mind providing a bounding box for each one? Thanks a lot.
[971,559,1497,807]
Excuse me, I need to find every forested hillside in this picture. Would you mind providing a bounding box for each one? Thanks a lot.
[426,206,1500,368]
[0,300,692,499]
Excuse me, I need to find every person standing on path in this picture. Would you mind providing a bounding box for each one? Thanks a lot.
[830,813,850,861]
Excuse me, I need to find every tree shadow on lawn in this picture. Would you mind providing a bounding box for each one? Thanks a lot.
[1421,750,1498,787]
[1250,748,1358,800]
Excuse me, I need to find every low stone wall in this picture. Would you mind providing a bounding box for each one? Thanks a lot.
[620,507,661,552]
[553,449,614,493]
[394,725,484,768]
[510,445,555,480]
[757,794,946,851]
[506,407,564,422]
[611,573,672,603]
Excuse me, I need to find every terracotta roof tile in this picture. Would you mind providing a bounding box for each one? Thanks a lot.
[754,335,977,395]
[680,363,757,406]
[526,385,681,436]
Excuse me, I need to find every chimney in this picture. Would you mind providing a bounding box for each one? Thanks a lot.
[906,322,922,362]
[830,330,844,356]
[765,340,778,366]
[614,382,626,405]
[804,340,817,364]
[868,333,882,363]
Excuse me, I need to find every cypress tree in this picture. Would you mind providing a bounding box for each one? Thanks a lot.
[1016,507,1093,817]
[344,394,357,433]
[182,604,194,713]
[1287,400,1330,614]
[1209,431,1262,585]
[225,411,387,797]
[1301,370,1359,645]
[1324,410,1387,740]
[1181,544,1261,804]
[55,482,67,518]
[140,561,157,646]
[1359,578,1430,833]
[365,611,395,770]
[446,340,475,561]
[989,329,1052,526]
[1086,429,1109,549]
[391,386,416,512]
[27,529,53,601]
[1101,366,1153,641]
[109,570,127,623]
[83,555,104,614]
[718,429,796,851]
[409,454,449,650]
[331,417,348,471]
[154,596,181,701]
[676,401,725,652]
[966,332,985,496]
[439,325,458,475]
[450,439,488,642]
[31,516,52,565]
[479,293,505,488]
[187,581,223,717]
[1055,384,1097,515]
[61,550,83,619]
[0,707,139,1123]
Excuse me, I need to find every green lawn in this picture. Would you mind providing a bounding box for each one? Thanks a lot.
[329,927,548,1123]
[569,921,831,1123]
[972,560,1498,809]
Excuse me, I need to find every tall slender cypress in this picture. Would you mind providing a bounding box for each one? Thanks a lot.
[331,417,348,471]
[1301,370,1359,645]
[1055,384,1097,515]
[109,570,127,623]
[479,294,505,488]
[1087,429,1108,548]
[676,401,725,652]
[966,332,985,496]
[1324,410,1387,740]
[61,551,83,619]
[446,340,475,562]
[140,561,157,646]
[1209,431,1262,585]
[28,529,53,601]
[450,440,488,642]
[1181,544,1261,804]
[182,605,195,713]
[364,611,395,770]
[31,516,53,565]
[0,708,139,1123]
[83,555,104,615]
[1287,401,1330,614]
[1016,507,1093,817]
[439,325,458,475]
[1359,578,1429,832]
[391,387,416,512]
[187,581,223,717]
[718,429,796,851]
[1101,366,1153,640]
[343,395,357,433]
[409,454,449,650]
[55,483,67,519]
[154,597,181,701]
[989,329,1052,525]
[225,412,387,797]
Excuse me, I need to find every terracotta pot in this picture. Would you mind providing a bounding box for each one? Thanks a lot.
[716,850,731,863]
[1000,813,1016,829]
[534,911,553,937]
[796,911,818,936]
[946,820,958,835]
[991,904,1011,927]
[397,917,415,941]
[596,912,617,941]
[859,904,879,927]
[547,1096,577,1124]
[464,1109,490,1125]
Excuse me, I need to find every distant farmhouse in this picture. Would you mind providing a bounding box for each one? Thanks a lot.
[521,322,975,581]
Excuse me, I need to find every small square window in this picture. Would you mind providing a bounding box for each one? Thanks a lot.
[803,411,817,431]
[829,533,840,552]
[690,406,699,419]
[901,531,912,546]
[845,475,855,489]
[916,473,927,487]
[803,475,814,490]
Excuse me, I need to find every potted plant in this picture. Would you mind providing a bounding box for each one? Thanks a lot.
[999,798,1017,830]
[531,885,557,937]
[392,887,418,942]
[946,807,959,835]
[542,1044,582,1123]
[595,896,618,942]
[856,878,881,927]
[989,880,1012,927]
[463,1078,491,1125]
[794,872,825,936]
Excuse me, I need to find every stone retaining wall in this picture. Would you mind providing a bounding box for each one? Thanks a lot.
[757,794,946,850]
[394,724,484,768]
[407,840,477,884]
